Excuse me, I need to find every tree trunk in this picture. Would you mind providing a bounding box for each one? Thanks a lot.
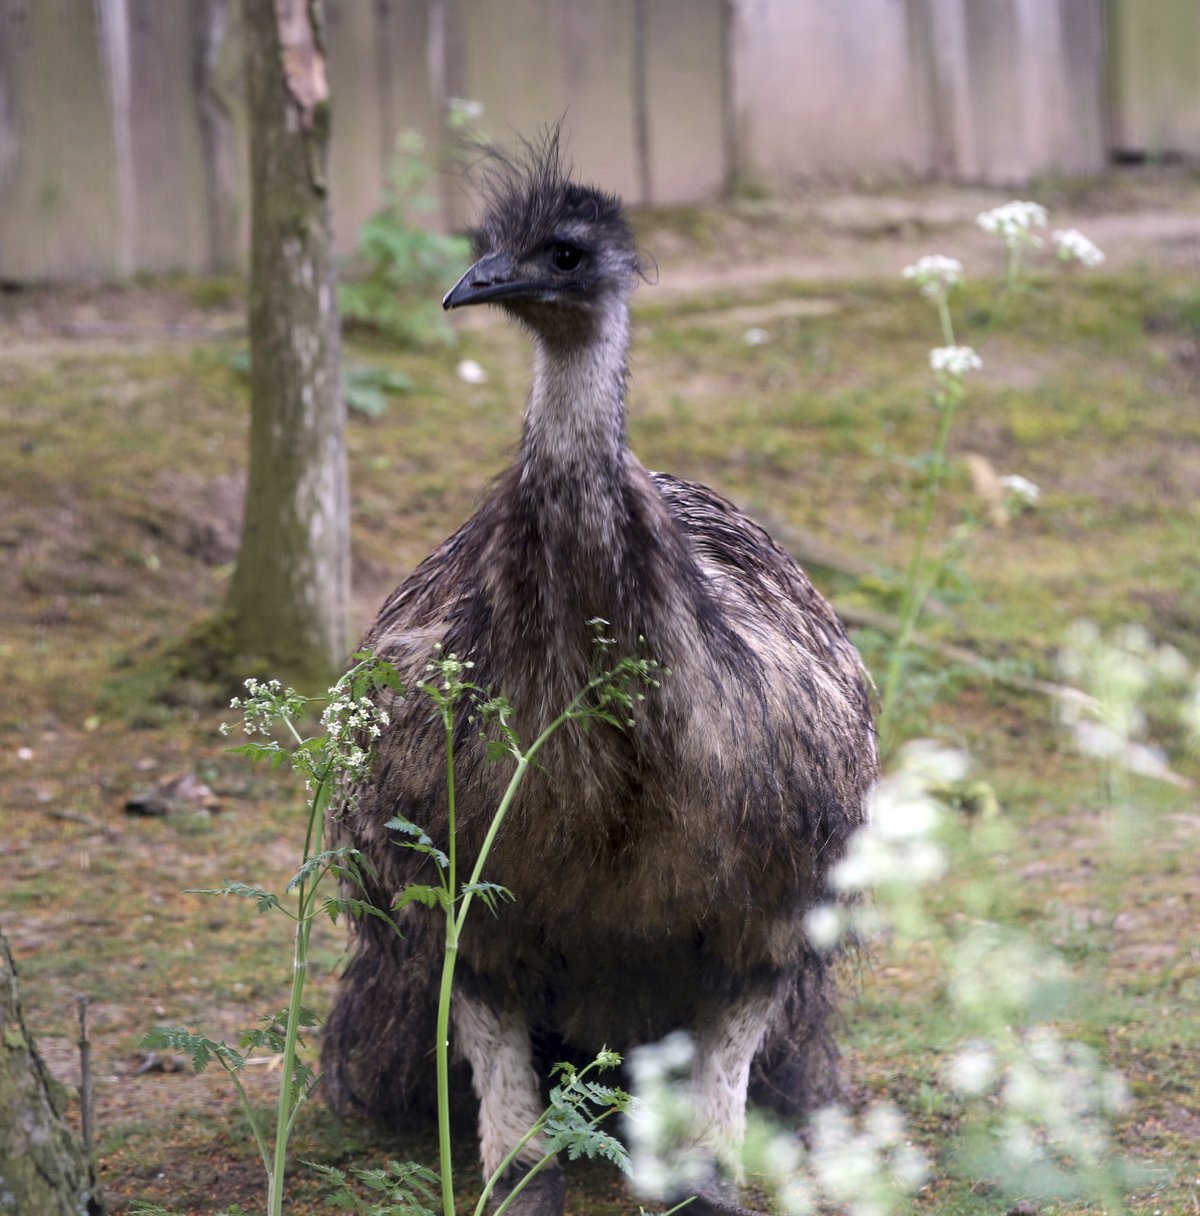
[228,0,349,690]
[0,928,103,1215]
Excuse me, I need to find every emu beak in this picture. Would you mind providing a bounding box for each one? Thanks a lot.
[443,252,534,310]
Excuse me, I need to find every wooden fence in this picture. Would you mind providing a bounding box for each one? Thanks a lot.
[0,0,1197,281]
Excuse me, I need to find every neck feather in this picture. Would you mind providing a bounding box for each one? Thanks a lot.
[482,297,693,695]
[520,300,630,483]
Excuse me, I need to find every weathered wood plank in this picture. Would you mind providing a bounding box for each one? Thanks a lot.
[0,0,121,280]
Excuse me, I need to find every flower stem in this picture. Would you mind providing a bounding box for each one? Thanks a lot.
[1007,244,1022,293]
[433,696,586,1216]
[437,715,458,1216]
[877,383,960,750]
[936,296,956,348]
[266,767,328,1216]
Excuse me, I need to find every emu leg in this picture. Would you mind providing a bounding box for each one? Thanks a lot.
[673,994,776,1216]
[749,950,842,1117]
[452,991,564,1216]
[321,909,441,1125]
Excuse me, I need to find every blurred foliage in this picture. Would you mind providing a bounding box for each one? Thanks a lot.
[339,130,472,350]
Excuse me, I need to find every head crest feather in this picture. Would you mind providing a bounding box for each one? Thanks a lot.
[469,125,638,276]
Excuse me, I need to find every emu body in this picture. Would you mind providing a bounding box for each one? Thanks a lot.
[322,136,877,1215]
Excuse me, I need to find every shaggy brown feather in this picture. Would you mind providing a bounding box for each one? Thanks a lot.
[321,128,877,1200]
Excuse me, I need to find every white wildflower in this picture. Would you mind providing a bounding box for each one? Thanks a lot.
[809,1102,927,1214]
[1000,473,1040,506]
[804,903,843,950]
[947,1041,997,1096]
[456,358,488,385]
[629,1029,693,1081]
[1072,719,1129,760]
[899,738,970,787]
[950,925,1062,1022]
[1149,642,1189,683]
[446,96,484,122]
[872,790,938,843]
[831,740,961,900]
[1052,228,1105,268]
[976,200,1048,248]
[1057,620,1198,784]
[1100,1069,1132,1114]
[1073,724,1188,787]
[902,254,963,301]
[626,1032,708,1198]
[743,326,770,346]
[929,345,982,378]
[863,1103,906,1146]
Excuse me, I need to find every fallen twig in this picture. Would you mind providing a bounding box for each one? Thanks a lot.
[78,995,94,1159]
[835,601,1097,706]
[47,808,122,841]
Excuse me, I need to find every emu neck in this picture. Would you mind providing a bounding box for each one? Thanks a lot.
[505,298,661,661]
[520,301,630,494]
[491,298,691,701]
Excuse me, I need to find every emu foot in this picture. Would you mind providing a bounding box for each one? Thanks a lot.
[669,1177,768,1216]
[489,1161,566,1216]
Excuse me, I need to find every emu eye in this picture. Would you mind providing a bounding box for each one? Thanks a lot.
[550,243,584,272]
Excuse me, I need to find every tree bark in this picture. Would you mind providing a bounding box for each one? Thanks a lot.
[227,0,349,689]
[0,927,103,1215]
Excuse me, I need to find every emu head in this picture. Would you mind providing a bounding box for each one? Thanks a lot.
[443,130,642,345]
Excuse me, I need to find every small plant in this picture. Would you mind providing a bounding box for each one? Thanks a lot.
[138,629,661,1216]
[628,737,1146,1215]
[877,203,1106,749]
[413,628,661,1216]
[139,655,401,1216]
[308,1053,630,1216]
[343,364,414,418]
[339,129,473,349]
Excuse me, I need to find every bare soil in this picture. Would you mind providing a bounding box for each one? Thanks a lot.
[3,168,1199,1215]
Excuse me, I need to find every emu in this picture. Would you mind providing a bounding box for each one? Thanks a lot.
[322,132,877,1216]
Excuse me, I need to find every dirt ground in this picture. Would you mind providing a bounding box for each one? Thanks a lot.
[3,168,1200,1215]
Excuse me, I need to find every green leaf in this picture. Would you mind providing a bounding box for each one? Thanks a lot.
[543,1109,630,1170]
[484,738,514,764]
[141,1027,243,1074]
[184,881,280,914]
[460,880,514,915]
[286,845,362,893]
[309,1156,440,1215]
[226,741,287,765]
[344,381,388,418]
[291,1060,317,1103]
[393,884,447,913]
[386,817,450,869]
[321,895,400,931]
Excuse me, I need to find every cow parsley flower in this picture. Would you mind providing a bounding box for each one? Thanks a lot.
[1000,473,1040,506]
[447,96,484,122]
[1052,228,1105,267]
[929,345,982,378]
[947,1041,998,1096]
[976,200,1048,248]
[902,254,963,302]
[456,358,488,385]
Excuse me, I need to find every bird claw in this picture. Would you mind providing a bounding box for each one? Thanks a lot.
[669,1178,768,1216]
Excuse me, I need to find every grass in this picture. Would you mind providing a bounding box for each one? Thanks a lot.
[1,196,1198,1214]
